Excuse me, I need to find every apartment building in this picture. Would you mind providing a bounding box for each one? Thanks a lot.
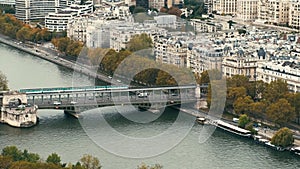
[257,59,300,92]
[236,0,258,22]
[155,34,189,68]
[266,0,289,25]
[213,0,237,15]
[191,19,223,33]
[222,49,259,81]
[257,0,268,22]
[187,43,223,74]
[289,0,300,29]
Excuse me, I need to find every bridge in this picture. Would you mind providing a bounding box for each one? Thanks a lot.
[19,85,200,116]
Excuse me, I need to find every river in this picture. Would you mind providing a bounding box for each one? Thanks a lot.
[0,43,299,169]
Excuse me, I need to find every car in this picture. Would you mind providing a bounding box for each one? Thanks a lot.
[70,101,77,105]
[53,101,61,106]
[108,76,112,79]
[117,79,121,83]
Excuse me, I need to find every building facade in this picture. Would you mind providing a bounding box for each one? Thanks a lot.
[289,0,300,30]
[213,0,237,15]
[15,0,68,22]
[257,60,300,92]
[236,0,258,22]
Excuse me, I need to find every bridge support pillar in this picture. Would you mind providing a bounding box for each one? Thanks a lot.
[64,110,79,119]
[32,96,35,105]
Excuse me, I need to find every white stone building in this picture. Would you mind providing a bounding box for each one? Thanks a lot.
[257,60,300,92]
[187,43,223,74]
[191,19,223,33]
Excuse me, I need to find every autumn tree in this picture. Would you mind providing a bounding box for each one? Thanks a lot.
[249,101,267,120]
[0,71,8,91]
[271,127,294,147]
[127,33,153,52]
[80,154,101,169]
[226,86,247,109]
[266,98,296,126]
[263,79,288,103]
[233,96,253,115]
[167,7,182,17]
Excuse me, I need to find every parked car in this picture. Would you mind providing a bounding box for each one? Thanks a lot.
[53,101,61,106]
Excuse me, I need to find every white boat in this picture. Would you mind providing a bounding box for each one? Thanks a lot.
[264,141,285,151]
[196,117,206,125]
[291,147,300,155]
[212,120,252,137]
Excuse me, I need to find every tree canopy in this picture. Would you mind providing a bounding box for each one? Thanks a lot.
[127,33,153,52]
[271,127,294,147]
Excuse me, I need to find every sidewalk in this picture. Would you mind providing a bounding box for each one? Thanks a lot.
[258,128,300,147]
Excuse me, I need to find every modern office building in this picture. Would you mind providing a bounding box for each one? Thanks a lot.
[15,0,69,22]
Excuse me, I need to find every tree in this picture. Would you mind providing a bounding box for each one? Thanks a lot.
[137,163,163,169]
[21,149,40,163]
[46,153,61,165]
[0,71,8,91]
[1,146,22,161]
[266,98,296,126]
[167,7,182,17]
[238,114,250,128]
[226,87,247,109]
[271,127,294,148]
[233,96,253,115]
[249,101,267,120]
[80,154,101,169]
[263,79,288,103]
[127,33,152,52]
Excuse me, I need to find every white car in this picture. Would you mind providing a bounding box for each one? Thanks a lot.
[108,76,112,79]
[53,101,61,106]
[70,101,77,105]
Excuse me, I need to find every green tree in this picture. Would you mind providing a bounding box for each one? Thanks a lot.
[46,153,61,165]
[263,79,288,103]
[266,98,296,126]
[80,154,101,169]
[1,146,22,161]
[271,127,294,148]
[233,96,254,115]
[249,101,267,120]
[226,87,247,109]
[127,33,152,52]
[0,71,8,91]
[238,114,250,128]
[21,149,40,163]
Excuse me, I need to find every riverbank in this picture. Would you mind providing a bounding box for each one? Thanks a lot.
[0,34,118,85]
